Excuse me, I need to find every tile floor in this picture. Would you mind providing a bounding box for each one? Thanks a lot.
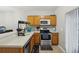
[39,46,64,53]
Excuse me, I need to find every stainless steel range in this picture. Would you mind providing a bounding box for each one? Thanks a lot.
[40,30,52,50]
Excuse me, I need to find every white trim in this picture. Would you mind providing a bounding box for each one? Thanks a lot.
[58,45,65,53]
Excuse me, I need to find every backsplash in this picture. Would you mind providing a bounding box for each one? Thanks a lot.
[29,26,56,32]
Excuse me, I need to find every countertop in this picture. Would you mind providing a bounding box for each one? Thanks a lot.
[0,31,34,48]
[0,30,58,48]
[34,30,58,33]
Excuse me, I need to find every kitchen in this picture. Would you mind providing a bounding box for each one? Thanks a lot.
[0,6,79,53]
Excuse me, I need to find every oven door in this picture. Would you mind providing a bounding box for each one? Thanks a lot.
[40,32,51,45]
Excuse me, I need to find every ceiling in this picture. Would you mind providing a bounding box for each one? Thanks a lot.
[13,6,58,11]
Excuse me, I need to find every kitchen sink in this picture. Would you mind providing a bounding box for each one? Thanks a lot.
[0,30,13,34]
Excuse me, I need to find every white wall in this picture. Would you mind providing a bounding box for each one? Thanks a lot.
[55,6,78,51]
[0,7,55,30]
[0,7,23,30]
[22,11,54,15]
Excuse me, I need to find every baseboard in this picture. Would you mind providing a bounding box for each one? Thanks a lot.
[58,45,65,53]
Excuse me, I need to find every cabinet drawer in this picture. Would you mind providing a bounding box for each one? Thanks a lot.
[52,33,58,35]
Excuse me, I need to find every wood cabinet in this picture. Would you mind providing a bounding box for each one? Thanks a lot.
[34,33,40,45]
[0,48,24,53]
[51,33,59,45]
[27,16,40,26]
[34,16,40,26]
[29,33,40,53]
[27,16,34,25]
[50,15,56,26]
[27,15,57,26]
[29,34,35,53]
[41,15,57,26]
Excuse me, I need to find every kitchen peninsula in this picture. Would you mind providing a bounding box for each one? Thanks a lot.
[0,31,35,53]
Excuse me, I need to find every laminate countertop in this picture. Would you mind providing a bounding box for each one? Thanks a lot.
[0,31,34,48]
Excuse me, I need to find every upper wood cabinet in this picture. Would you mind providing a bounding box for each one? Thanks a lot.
[41,15,57,26]
[27,16,40,26]
[27,15,56,26]
[34,16,40,26]
[27,16,34,25]
[50,15,56,26]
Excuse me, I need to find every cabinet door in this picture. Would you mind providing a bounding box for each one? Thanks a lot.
[27,16,34,25]
[34,33,40,45]
[29,35,34,53]
[50,16,56,26]
[52,33,59,45]
[34,16,40,26]
[27,16,40,26]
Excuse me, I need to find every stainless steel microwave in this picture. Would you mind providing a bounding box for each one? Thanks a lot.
[40,19,50,25]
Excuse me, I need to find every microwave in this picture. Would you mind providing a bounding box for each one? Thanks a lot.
[40,19,50,25]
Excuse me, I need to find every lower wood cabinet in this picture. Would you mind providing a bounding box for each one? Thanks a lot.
[34,33,40,45]
[51,33,59,45]
[29,33,40,53]
[29,34,35,53]
[0,48,24,53]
